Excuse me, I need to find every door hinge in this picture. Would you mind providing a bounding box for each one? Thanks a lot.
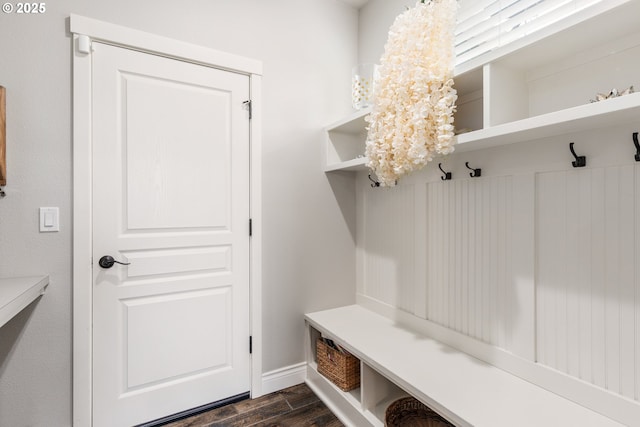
[243,100,252,119]
[249,336,253,354]
[77,34,92,55]
[249,218,252,237]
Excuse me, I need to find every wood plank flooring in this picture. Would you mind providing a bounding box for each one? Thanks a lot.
[164,383,344,427]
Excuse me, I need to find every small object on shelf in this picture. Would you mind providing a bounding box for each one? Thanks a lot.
[385,396,454,427]
[590,85,634,103]
[438,163,452,181]
[569,142,586,168]
[465,161,481,178]
[316,338,360,392]
[352,63,377,110]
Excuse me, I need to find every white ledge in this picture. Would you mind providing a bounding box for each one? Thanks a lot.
[0,276,49,329]
[455,92,640,152]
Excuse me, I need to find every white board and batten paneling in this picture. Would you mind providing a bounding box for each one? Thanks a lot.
[354,139,640,424]
[358,171,537,357]
[537,166,639,401]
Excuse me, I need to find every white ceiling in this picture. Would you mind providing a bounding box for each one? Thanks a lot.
[338,0,370,8]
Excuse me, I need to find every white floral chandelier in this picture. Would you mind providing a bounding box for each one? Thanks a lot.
[366,0,458,187]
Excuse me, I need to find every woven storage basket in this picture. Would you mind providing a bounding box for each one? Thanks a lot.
[385,397,454,427]
[316,338,360,392]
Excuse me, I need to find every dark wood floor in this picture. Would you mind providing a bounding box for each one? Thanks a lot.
[164,383,344,427]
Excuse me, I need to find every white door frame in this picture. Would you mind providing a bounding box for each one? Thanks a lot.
[70,14,263,426]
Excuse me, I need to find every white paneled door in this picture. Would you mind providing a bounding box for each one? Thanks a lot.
[91,42,251,427]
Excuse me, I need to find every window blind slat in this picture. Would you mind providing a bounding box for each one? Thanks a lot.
[456,6,502,41]
[456,24,501,57]
[499,2,576,45]
[456,15,502,49]
[501,0,572,32]
[454,0,609,66]
[457,0,500,23]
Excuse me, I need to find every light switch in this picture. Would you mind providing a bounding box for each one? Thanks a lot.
[39,207,59,232]
[44,212,54,227]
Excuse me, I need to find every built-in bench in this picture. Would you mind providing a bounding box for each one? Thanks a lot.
[304,304,623,427]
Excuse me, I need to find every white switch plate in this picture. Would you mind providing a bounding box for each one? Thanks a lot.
[39,207,59,232]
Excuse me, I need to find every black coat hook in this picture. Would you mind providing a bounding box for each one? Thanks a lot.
[633,132,640,162]
[465,162,481,178]
[368,174,380,188]
[569,142,586,167]
[438,163,452,181]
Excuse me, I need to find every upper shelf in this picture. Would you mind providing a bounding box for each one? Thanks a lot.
[325,156,368,172]
[325,107,370,135]
[0,276,49,329]
[324,108,371,172]
[456,91,640,152]
[325,91,640,171]
[324,0,640,173]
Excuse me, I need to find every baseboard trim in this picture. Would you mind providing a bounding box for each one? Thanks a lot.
[261,362,307,395]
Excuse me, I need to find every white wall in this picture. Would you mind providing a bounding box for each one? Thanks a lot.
[358,0,414,64]
[0,1,357,425]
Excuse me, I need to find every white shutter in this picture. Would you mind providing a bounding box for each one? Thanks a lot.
[455,0,608,66]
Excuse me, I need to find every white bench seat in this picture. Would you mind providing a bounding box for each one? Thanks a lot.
[305,304,623,427]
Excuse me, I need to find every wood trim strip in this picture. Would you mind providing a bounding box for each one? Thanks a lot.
[0,86,6,186]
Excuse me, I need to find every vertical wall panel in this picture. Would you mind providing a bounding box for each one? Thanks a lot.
[636,165,640,402]
[536,171,566,368]
[617,165,635,400]
[423,175,514,350]
[577,171,593,385]
[469,180,478,337]
[510,174,536,360]
[414,183,428,319]
[605,167,621,394]
[535,165,638,401]
[362,185,415,311]
[565,171,581,379]
[473,180,484,342]
[591,168,607,390]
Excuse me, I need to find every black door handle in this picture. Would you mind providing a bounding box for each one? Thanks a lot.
[99,255,131,269]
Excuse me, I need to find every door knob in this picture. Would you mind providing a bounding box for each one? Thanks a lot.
[98,255,131,269]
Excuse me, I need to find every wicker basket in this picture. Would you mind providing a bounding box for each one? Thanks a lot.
[385,397,454,427]
[316,338,360,392]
